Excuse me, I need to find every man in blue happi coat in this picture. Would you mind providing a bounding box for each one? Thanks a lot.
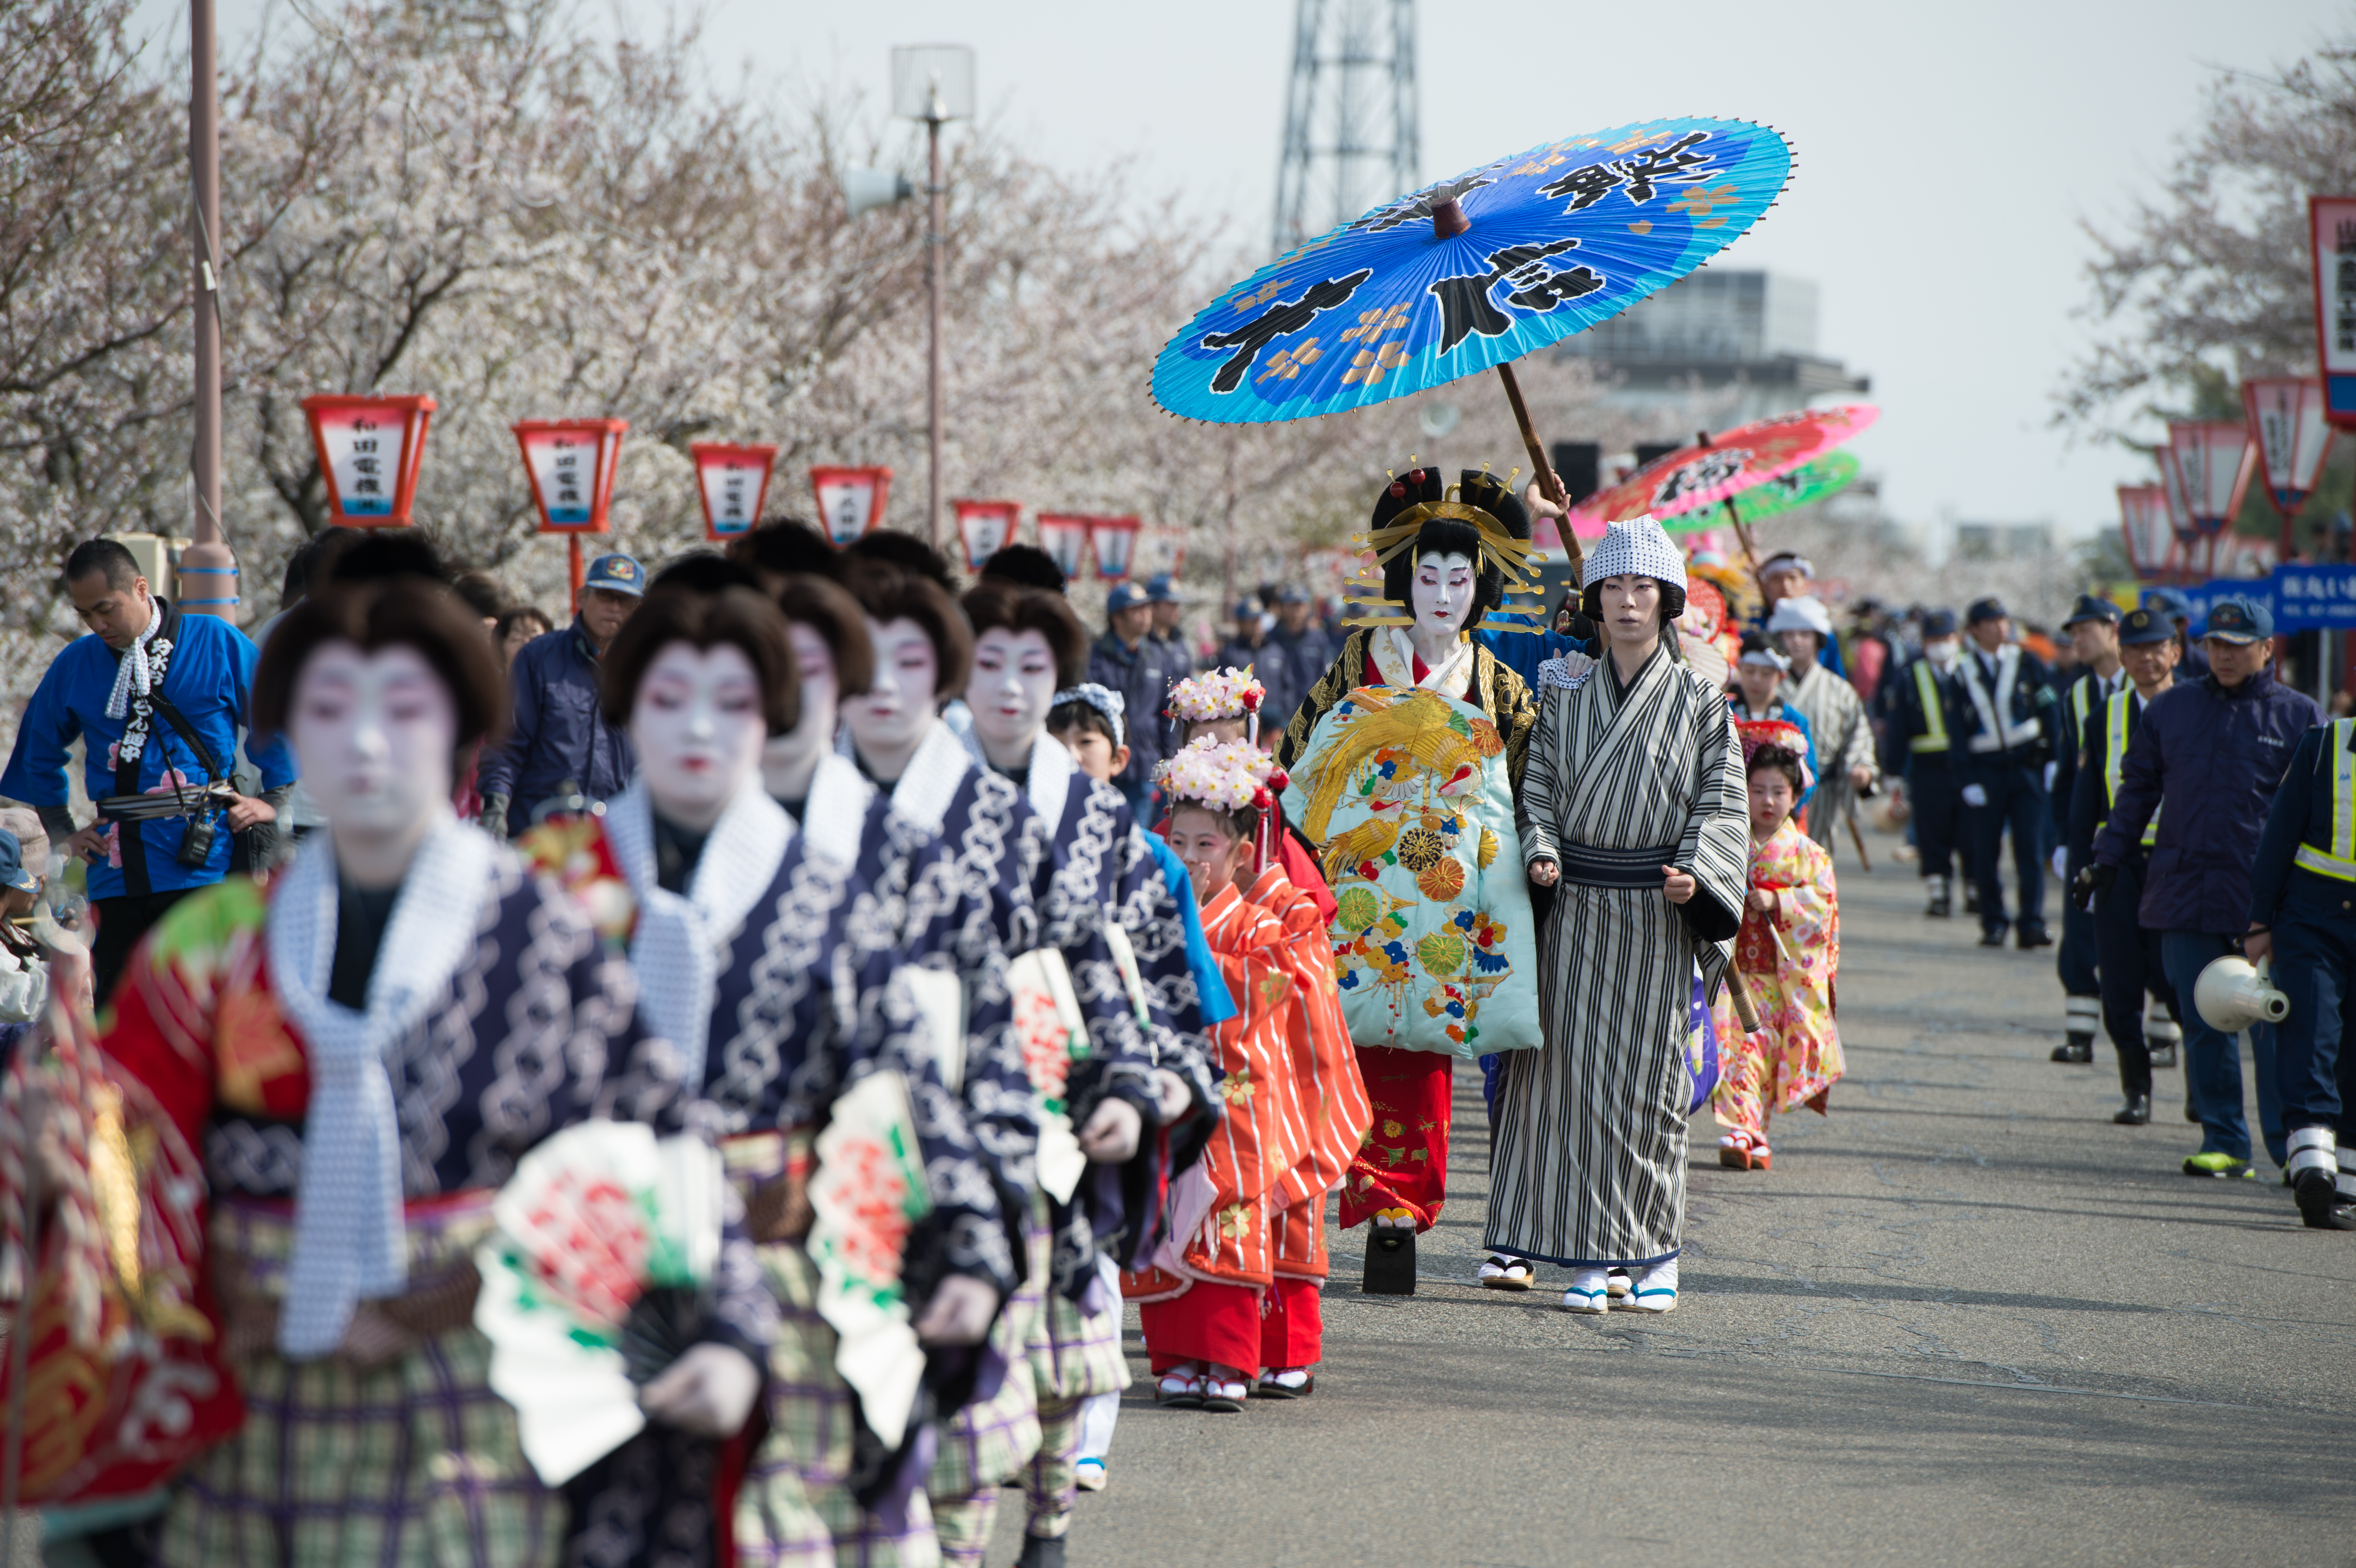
[1,538,294,1005]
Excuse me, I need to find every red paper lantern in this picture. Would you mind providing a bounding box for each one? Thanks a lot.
[1036,513,1090,581]
[953,500,1020,572]
[2242,377,2335,514]
[810,467,893,546]
[2310,196,2356,428]
[513,419,627,534]
[691,443,778,542]
[2117,483,2175,582]
[1088,515,1141,581]
[2164,421,2249,536]
[303,394,435,527]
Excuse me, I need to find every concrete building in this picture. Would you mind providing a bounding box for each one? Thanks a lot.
[1558,269,1870,425]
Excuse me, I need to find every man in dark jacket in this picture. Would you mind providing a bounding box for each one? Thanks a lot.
[478,551,644,838]
[1258,584,1333,741]
[1957,597,2059,948]
[1891,610,1972,916]
[1087,581,1178,817]
[1145,572,1199,679]
[2051,595,2126,1061]
[1215,595,1266,675]
[2088,595,2310,1178]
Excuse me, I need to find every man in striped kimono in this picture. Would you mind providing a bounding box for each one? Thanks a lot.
[1495,514,1749,1315]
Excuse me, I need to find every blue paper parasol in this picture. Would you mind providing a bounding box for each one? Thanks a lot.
[1153,118,1795,427]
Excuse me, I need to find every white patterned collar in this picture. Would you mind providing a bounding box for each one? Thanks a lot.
[886,719,976,837]
[605,778,794,1088]
[265,812,495,1357]
[1022,727,1075,828]
[799,751,875,870]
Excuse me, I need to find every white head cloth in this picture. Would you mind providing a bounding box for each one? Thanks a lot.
[1581,514,1687,593]
[1765,595,1835,639]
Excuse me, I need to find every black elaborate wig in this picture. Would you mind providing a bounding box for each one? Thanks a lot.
[1373,467,1532,634]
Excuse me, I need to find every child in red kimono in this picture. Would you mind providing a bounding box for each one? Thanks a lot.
[1124,740,1368,1409]
[1710,719,1844,1172]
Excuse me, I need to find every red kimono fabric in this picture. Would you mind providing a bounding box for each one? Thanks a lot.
[1140,1277,1323,1375]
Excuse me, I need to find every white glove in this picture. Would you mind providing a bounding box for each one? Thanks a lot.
[637,1342,762,1437]
[1960,784,1988,808]
[913,1274,999,1347]
[1076,1097,1142,1164]
[1150,1068,1196,1125]
[2043,762,2058,790]
[2051,847,2067,879]
[1558,650,1597,681]
[0,949,45,1024]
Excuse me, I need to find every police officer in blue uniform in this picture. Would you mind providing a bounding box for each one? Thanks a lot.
[2246,699,2356,1227]
[2051,596,2127,1060]
[1957,597,2059,949]
[2068,608,2185,1123]
[1892,609,1971,917]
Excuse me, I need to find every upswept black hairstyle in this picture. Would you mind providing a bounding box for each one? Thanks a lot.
[1373,467,1530,632]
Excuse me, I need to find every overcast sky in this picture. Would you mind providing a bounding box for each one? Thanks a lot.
[167,0,2349,540]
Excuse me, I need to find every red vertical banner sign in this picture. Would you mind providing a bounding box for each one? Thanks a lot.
[1087,515,1141,580]
[953,500,1020,572]
[811,467,893,546]
[1035,514,1090,582]
[2312,197,2356,429]
[304,394,436,526]
[691,444,778,542]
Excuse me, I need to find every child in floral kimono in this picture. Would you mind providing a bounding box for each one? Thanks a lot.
[1711,719,1844,1172]
[1123,740,1368,1412]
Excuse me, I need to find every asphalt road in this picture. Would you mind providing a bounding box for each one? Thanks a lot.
[991,826,2356,1568]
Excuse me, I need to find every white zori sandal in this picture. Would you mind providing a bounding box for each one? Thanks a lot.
[1561,1267,1609,1314]
[1625,1257,1678,1313]
[1478,1253,1534,1291]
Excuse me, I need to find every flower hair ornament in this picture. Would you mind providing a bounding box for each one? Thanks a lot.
[1166,666,1267,744]
[1734,717,1814,793]
[1156,737,1291,875]
[1053,683,1126,749]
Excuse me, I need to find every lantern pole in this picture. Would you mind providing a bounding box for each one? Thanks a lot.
[925,89,946,552]
[179,0,238,619]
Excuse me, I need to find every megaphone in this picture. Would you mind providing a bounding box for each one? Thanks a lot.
[2194,954,2290,1032]
[843,168,914,220]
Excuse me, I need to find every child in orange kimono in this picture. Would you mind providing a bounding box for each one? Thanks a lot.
[1711,719,1844,1171]
[1124,739,1369,1409]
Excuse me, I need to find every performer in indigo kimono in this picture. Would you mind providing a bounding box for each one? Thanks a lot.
[524,585,1013,1568]
[1500,515,1749,1315]
[959,582,1213,1566]
[0,577,733,1568]
[834,560,1051,1568]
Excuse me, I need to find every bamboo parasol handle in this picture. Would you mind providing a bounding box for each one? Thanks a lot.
[1725,971,1763,1034]
[1495,361,1583,581]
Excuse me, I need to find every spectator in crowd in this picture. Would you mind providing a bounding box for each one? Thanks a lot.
[2143,587,2211,680]
[0,816,52,1024]
[1216,595,1266,675]
[0,538,294,1004]
[495,603,553,667]
[452,569,505,627]
[2087,595,2309,1177]
[1891,610,1972,917]
[1086,581,1179,817]
[476,551,644,838]
[1258,584,1332,740]
[1146,572,1200,675]
[1957,596,2058,950]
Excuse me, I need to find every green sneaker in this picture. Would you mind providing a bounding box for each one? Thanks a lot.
[2182,1151,2256,1179]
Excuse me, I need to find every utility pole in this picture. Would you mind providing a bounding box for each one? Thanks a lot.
[180,0,238,619]
[926,89,946,553]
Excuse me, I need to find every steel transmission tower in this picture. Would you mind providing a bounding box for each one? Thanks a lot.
[1272,0,1419,256]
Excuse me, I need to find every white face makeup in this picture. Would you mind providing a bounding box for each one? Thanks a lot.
[843,617,940,766]
[1596,574,1664,650]
[628,642,768,830]
[288,642,458,841]
[967,627,1058,765]
[1411,550,1477,636]
[764,623,840,783]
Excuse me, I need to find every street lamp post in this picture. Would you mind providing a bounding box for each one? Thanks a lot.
[179,0,238,619]
[891,46,973,552]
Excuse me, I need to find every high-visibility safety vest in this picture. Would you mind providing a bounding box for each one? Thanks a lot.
[1909,659,1950,753]
[1960,645,2044,754]
[2065,672,2107,756]
[2293,718,2356,882]
[2100,689,2159,848]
